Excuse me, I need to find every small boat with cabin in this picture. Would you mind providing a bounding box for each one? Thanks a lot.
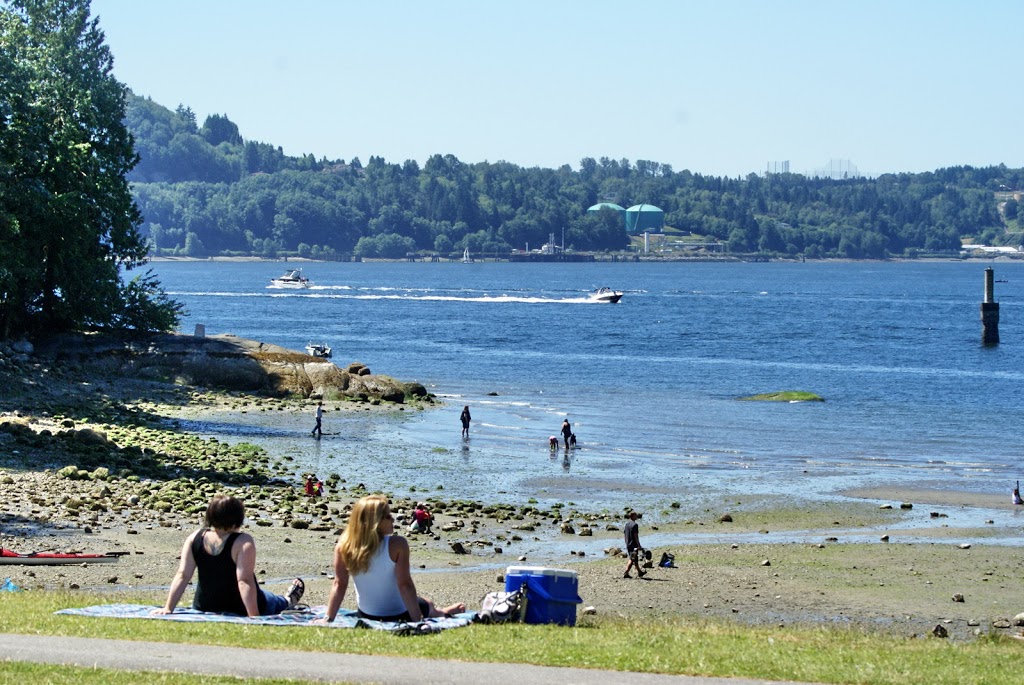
[269,269,311,288]
[305,342,332,358]
[589,287,623,303]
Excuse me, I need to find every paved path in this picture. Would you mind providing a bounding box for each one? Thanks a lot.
[0,633,816,685]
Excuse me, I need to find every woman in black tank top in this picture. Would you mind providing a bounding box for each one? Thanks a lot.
[154,495,304,616]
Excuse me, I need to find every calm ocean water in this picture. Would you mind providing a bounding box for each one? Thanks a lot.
[138,259,1024,521]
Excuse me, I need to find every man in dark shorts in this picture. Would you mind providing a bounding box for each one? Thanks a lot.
[623,511,646,578]
[312,401,323,437]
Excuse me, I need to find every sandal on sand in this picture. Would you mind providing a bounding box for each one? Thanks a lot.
[286,578,305,608]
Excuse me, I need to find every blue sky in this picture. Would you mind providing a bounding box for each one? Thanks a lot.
[90,0,1024,178]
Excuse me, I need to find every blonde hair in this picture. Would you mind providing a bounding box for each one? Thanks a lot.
[337,495,390,575]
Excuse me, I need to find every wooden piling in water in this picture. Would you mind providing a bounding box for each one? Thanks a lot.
[981,267,999,345]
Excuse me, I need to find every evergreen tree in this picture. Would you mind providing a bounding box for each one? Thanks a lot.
[175,104,198,133]
[200,113,242,146]
[0,0,180,336]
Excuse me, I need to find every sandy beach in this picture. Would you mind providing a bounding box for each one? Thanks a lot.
[2,352,1023,643]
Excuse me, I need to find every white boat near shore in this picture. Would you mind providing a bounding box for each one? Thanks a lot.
[305,342,332,358]
[269,269,311,289]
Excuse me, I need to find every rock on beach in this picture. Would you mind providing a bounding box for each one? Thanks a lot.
[33,332,430,403]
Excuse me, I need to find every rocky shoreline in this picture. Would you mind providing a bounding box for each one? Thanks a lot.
[2,338,1023,642]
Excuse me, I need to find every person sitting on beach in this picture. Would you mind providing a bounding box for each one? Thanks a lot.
[322,495,464,623]
[408,502,433,534]
[155,494,304,616]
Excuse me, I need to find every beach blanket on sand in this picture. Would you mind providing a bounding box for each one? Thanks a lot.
[57,603,475,635]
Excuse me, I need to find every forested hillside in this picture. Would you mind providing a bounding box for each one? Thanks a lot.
[125,94,1024,260]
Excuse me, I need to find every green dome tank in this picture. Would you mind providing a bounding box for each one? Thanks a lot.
[587,202,626,213]
[625,204,664,234]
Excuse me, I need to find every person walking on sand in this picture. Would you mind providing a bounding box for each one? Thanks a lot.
[561,418,572,450]
[312,401,323,437]
[622,511,646,579]
[460,405,471,438]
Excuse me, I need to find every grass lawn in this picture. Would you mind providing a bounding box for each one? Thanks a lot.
[1,662,318,685]
[1,591,1019,685]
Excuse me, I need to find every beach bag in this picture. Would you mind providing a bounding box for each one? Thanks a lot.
[659,552,676,568]
[476,584,526,624]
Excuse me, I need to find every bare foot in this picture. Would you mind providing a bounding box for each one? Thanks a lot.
[439,602,466,617]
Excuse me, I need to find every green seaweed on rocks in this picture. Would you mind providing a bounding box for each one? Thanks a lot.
[739,390,824,402]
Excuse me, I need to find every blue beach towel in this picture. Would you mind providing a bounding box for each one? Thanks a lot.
[57,603,475,634]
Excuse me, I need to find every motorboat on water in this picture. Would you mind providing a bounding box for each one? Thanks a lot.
[305,342,332,358]
[589,287,623,303]
[269,269,311,288]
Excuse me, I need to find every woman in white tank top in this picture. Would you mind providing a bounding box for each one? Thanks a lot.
[322,495,465,622]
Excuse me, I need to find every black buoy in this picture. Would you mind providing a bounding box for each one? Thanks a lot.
[981,267,999,345]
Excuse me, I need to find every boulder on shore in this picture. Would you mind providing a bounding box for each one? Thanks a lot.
[34,332,427,403]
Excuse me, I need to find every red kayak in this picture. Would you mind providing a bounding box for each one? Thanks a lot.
[0,547,122,565]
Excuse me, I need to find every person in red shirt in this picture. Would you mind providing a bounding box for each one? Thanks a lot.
[408,502,433,534]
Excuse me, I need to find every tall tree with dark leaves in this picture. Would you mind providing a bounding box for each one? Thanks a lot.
[0,0,180,336]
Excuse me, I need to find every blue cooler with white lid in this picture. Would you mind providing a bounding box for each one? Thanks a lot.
[504,566,583,626]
